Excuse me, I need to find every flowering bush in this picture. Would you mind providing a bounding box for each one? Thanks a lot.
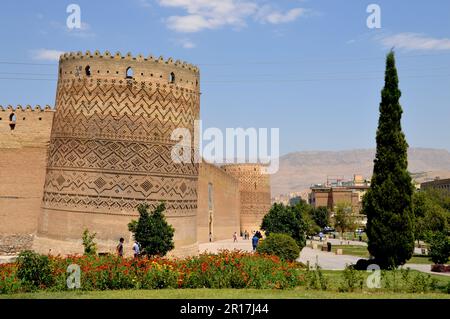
[16,250,53,290]
[0,264,21,294]
[0,250,304,293]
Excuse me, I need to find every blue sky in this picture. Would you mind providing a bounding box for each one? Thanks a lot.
[1,0,449,155]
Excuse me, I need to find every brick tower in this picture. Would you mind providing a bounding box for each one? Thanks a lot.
[221,164,271,233]
[34,51,200,256]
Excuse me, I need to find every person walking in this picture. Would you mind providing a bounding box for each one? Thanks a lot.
[116,237,124,257]
[252,234,259,252]
[132,240,140,259]
[233,232,238,242]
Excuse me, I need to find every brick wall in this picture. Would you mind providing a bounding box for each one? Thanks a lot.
[197,162,240,242]
[0,106,54,254]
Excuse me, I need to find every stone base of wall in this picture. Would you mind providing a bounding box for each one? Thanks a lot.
[0,234,34,255]
[32,235,199,258]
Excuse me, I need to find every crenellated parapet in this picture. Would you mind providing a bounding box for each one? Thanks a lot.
[0,105,54,112]
[0,105,54,148]
[57,50,200,91]
[59,50,199,72]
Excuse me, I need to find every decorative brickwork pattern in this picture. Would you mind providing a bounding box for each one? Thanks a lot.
[221,164,271,233]
[35,51,201,256]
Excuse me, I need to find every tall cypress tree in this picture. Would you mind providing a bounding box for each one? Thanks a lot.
[362,51,415,269]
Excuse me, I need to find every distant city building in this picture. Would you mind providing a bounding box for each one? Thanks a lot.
[271,192,304,206]
[421,177,450,191]
[289,196,302,206]
[309,175,370,225]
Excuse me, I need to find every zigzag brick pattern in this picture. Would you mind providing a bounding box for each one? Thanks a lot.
[35,51,201,255]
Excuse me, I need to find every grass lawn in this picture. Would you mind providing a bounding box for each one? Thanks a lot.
[330,245,369,258]
[408,255,434,265]
[1,288,449,299]
[1,270,449,299]
[326,245,433,264]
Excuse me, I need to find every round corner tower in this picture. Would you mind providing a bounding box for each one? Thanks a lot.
[221,164,271,233]
[34,50,200,257]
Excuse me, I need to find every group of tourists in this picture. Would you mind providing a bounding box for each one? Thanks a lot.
[116,230,264,258]
[233,230,263,252]
[116,237,141,258]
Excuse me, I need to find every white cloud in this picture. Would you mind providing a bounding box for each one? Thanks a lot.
[172,38,196,49]
[167,15,215,33]
[256,7,306,24]
[31,49,65,61]
[380,33,450,51]
[157,0,305,33]
[180,39,196,49]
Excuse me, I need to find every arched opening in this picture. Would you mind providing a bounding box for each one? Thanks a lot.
[126,67,134,79]
[85,65,91,76]
[169,72,175,84]
[9,113,16,130]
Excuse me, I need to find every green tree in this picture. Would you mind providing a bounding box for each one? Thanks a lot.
[362,51,415,269]
[292,199,321,237]
[303,210,321,237]
[426,231,450,265]
[257,233,300,261]
[333,202,357,234]
[128,202,174,257]
[311,206,330,229]
[420,188,450,228]
[82,228,97,255]
[425,188,450,212]
[412,191,448,246]
[261,203,308,249]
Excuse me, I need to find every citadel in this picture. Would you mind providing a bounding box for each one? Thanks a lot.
[0,51,271,257]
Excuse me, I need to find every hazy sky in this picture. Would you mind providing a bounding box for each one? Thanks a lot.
[0,0,449,155]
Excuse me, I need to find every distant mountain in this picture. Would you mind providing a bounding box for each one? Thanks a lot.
[271,148,450,197]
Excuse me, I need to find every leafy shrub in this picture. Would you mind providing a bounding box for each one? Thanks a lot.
[339,265,364,292]
[256,233,300,262]
[380,268,438,293]
[305,262,328,290]
[16,250,53,290]
[82,229,97,256]
[407,272,437,293]
[261,203,308,249]
[381,269,399,291]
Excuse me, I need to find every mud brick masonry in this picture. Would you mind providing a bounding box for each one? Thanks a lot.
[0,51,271,256]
